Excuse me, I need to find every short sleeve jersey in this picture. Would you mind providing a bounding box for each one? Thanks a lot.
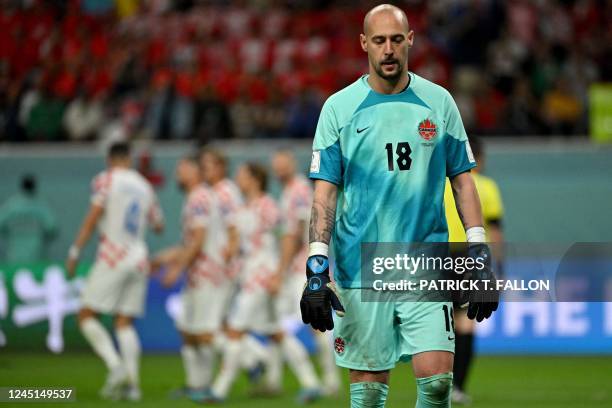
[309,72,476,287]
[91,168,162,249]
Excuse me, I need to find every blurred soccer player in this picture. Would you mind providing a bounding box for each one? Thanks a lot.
[65,142,164,401]
[300,4,498,408]
[199,148,241,287]
[271,150,340,396]
[444,137,505,405]
[206,163,321,404]
[152,155,230,401]
[199,149,269,380]
[0,174,58,263]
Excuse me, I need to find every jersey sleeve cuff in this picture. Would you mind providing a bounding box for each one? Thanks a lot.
[447,163,476,179]
[309,173,341,186]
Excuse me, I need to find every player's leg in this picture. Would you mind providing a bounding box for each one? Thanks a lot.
[314,330,341,395]
[241,333,270,374]
[175,282,220,398]
[350,370,390,408]
[334,288,396,408]
[78,261,126,398]
[78,308,122,372]
[270,330,322,403]
[396,301,455,408]
[281,270,340,396]
[113,264,149,400]
[114,314,141,400]
[271,277,322,401]
[194,332,215,389]
[412,351,454,408]
[177,332,209,397]
[209,327,245,401]
[209,283,255,401]
[451,308,475,405]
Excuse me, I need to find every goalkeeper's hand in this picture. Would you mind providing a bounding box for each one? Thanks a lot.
[465,243,499,322]
[300,255,345,332]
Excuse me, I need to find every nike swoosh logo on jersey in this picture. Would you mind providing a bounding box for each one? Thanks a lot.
[356,127,369,133]
[448,336,455,341]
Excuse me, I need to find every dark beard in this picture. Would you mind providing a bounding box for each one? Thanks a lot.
[375,62,404,81]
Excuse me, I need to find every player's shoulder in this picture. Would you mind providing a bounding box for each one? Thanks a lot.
[322,76,370,115]
[91,170,112,189]
[196,183,215,197]
[124,169,156,194]
[215,178,240,198]
[411,73,453,105]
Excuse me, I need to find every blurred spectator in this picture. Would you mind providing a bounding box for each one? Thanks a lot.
[0,0,609,141]
[502,76,541,136]
[25,82,65,141]
[194,84,233,143]
[542,76,583,135]
[285,90,321,139]
[138,150,165,188]
[0,174,57,263]
[63,90,104,141]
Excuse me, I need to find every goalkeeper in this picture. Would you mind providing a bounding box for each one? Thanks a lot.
[300,4,498,408]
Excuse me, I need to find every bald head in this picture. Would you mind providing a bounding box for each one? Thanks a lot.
[360,4,414,89]
[363,4,409,36]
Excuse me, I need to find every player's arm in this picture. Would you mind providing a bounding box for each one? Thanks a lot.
[224,225,240,261]
[300,179,344,332]
[148,194,165,234]
[65,203,104,278]
[450,172,483,231]
[162,226,205,288]
[450,171,499,321]
[309,181,337,245]
[272,219,306,294]
[150,245,182,275]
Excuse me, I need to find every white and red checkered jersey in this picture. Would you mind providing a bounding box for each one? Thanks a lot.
[213,178,243,227]
[91,168,162,265]
[234,194,280,258]
[212,178,243,278]
[280,175,312,239]
[280,175,312,275]
[182,184,226,286]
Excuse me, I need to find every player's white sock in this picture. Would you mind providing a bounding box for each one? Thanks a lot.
[212,338,243,398]
[116,326,141,387]
[80,318,121,370]
[182,345,205,389]
[241,335,269,369]
[197,343,214,387]
[315,331,340,391]
[281,335,320,389]
[265,342,282,390]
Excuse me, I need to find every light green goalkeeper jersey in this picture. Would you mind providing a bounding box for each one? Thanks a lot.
[0,193,57,263]
[309,72,476,288]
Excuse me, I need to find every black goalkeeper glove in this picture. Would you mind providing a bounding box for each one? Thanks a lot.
[300,255,345,332]
[465,243,499,322]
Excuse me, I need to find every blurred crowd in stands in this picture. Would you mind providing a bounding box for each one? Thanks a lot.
[0,0,610,143]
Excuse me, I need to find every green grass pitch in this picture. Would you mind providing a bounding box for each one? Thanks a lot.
[1,353,611,407]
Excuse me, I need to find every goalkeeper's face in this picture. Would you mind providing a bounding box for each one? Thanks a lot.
[361,8,414,82]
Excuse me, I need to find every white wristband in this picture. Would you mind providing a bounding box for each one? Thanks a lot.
[466,227,486,244]
[308,242,329,258]
[68,245,80,260]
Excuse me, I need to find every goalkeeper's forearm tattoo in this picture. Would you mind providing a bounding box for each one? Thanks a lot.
[454,193,468,228]
[309,198,336,244]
